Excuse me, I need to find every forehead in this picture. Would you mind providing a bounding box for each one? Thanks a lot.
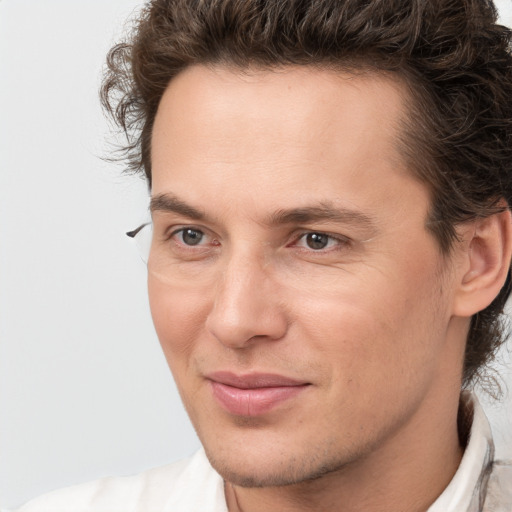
[152,65,409,163]
[150,65,422,221]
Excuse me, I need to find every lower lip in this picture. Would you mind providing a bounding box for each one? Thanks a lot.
[210,381,308,416]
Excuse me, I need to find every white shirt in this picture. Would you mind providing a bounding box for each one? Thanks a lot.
[5,394,512,512]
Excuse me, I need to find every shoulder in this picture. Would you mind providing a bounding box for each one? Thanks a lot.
[6,449,226,512]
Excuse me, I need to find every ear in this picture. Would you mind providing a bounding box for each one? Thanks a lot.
[453,205,512,317]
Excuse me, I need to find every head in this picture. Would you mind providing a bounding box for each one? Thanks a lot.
[102,0,512,488]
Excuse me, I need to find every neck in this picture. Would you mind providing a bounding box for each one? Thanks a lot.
[225,389,464,512]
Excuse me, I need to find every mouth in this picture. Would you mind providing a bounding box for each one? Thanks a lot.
[206,371,311,417]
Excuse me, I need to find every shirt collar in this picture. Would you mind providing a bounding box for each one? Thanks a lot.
[428,392,494,512]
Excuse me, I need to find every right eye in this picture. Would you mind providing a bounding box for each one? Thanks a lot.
[173,228,205,246]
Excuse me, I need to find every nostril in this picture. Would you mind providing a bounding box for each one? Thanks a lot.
[205,302,288,349]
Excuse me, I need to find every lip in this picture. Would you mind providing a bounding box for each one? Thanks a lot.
[206,372,310,416]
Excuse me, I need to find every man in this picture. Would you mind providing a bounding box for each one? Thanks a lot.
[11,0,512,510]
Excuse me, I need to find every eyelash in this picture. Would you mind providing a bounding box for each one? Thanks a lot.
[167,227,216,248]
[166,227,350,253]
[292,231,351,251]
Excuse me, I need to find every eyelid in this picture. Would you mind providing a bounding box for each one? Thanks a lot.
[162,223,203,237]
[166,225,221,248]
[168,226,203,237]
[291,230,352,250]
[169,226,202,239]
[159,223,351,251]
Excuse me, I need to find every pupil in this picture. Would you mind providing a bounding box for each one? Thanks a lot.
[306,233,328,250]
[182,229,203,245]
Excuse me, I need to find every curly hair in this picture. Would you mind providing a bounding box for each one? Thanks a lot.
[101,0,512,387]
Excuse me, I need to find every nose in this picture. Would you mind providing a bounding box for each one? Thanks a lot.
[205,252,288,349]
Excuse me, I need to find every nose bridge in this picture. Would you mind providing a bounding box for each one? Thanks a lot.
[206,245,287,347]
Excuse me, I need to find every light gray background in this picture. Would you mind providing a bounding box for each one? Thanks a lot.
[1,0,511,508]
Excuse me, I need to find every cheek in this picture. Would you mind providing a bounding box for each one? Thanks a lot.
[148,276,210,369]
[292,262,450,387]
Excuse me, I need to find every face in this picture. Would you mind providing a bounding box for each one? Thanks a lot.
[148,65,464,487]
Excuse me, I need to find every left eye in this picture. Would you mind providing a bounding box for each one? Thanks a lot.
[296,232,345,250]
[174,228,205,246]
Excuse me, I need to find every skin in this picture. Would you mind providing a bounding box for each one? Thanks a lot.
[147,65,509,512]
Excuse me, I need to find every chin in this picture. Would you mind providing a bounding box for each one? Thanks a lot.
[203,442,352,488]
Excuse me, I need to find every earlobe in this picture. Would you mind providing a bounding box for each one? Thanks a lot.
[453,206,512,317]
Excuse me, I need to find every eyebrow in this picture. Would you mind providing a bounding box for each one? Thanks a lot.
[150,193,205,219]
[150,193,376,231]
[266,204,376,230]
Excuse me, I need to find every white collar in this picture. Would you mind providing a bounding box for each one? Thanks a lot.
[428,392,494,512]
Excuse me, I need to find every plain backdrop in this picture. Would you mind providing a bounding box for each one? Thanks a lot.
[1,0,512,508]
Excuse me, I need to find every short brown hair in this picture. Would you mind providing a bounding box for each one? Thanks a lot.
[101,0,512,387]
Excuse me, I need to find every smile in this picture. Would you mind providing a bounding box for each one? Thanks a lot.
[207,372,310,417]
